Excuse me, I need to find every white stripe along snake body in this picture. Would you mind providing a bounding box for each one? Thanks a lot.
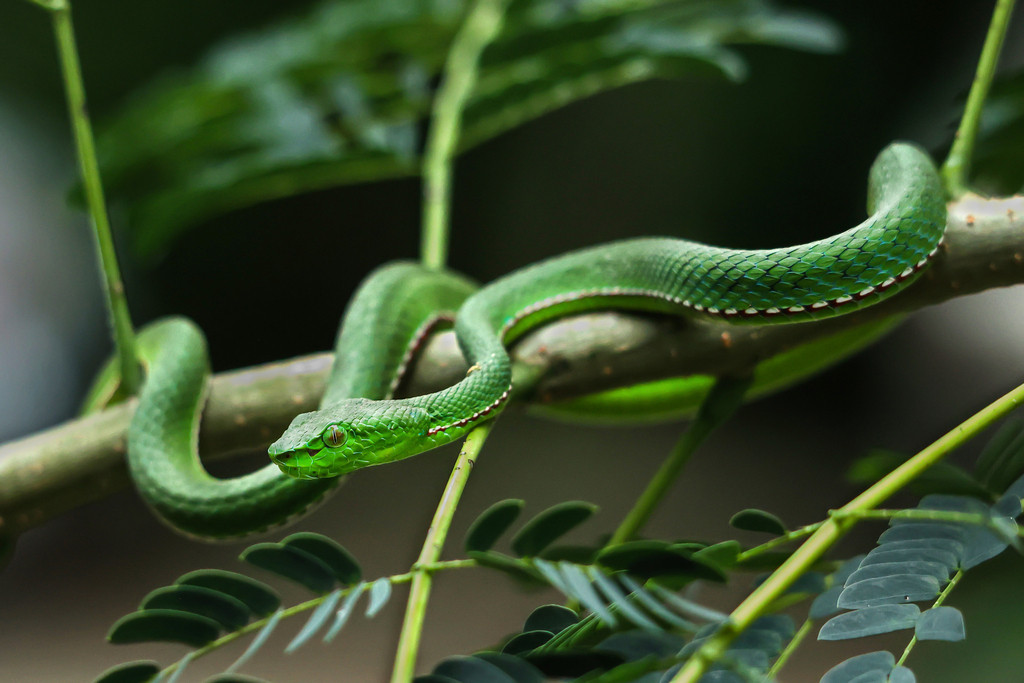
[114,142,945,539]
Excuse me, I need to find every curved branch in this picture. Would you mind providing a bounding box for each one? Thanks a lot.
[1,195,1022,538]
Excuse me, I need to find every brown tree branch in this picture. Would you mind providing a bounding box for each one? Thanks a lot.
[1,195,1022,538]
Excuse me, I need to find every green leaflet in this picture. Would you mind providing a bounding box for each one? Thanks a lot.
[176,570,281,617]
[91,661,160,683]
[465,499,525,553]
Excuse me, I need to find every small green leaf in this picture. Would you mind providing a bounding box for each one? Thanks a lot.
[751,614,796,641]
[617,574,697,632]
[888,666,916,683]
[849,450,990,498]
[225,609,282,674]
[587,567,658,630]
[468,551,545,585]
[140,585,251,631]
[837,575,941,609]
[522,651,625,678]
[471,653,546,683]
[92,661,160,683]
[810,586,844,620]
[915,606,965,641]
[733,550,794,571]
[204,676,275,683]
[650,585,728,624]
[876,538,965,560]
[692,541,741,569]
[728,628,783,656]
[285,588,342,653]
[501,631,554,656]
[976,419,1024,486]
[538,545,601,564]
[511,502,598,557]
[108,610,221,647]
[729,509,787,535]
[366,577,392,617]
[412,677,461,683]
[176,569,281,616]
[433,656,518,683]
[523,604,578,635]
[558,562,616,627]
[323,582,366,642]
[820,651,895,683]
[845,561,950,586]
[596,631,685,660]
[818,605,921,641]
[240,543,336,593]
[860,548,958,570]
[597,542,726,582]
[878,524,968,544]
[282,533,362,584]
[465,499,525,553]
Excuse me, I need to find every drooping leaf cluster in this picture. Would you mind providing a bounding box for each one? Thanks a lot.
[91,0,842,256]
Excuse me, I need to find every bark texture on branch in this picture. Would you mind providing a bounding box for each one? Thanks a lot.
[0,195,1022,538]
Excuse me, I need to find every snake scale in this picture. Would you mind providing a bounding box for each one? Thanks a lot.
[110,142,945,539]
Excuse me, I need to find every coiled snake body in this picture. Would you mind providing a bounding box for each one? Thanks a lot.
[113,143,946,539]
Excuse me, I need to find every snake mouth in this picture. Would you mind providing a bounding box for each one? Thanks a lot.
[270,448,323,478]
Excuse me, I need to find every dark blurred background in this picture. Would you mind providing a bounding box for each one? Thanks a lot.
[2,1,1024,681]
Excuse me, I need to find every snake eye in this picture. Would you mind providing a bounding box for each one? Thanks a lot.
[323,424,347,448]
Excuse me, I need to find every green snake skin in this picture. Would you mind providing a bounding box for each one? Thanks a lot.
[268,142,946,480]
[124,265,475,539]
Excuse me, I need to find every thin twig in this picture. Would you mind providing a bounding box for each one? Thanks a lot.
[39,0,142,393]
[941,0,1018,197]
[390,424,494,683]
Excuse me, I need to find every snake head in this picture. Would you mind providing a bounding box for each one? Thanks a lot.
[268,398,433,479]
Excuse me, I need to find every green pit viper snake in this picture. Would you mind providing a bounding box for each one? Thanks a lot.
[92,142,946,540]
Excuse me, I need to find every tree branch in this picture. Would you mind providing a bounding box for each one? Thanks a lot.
[1,195,1022,538]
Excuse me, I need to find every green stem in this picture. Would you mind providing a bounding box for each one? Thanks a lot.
[896,569,964,667]
[35,0,142,394]
[391,423,494,683]
[941,0,1018,198]
[151,559,476,681]
[734,522,824,563]
[668,379,1024,683]
[420,0,511,270]
[609,376,751,545]
[766,618,812,679]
